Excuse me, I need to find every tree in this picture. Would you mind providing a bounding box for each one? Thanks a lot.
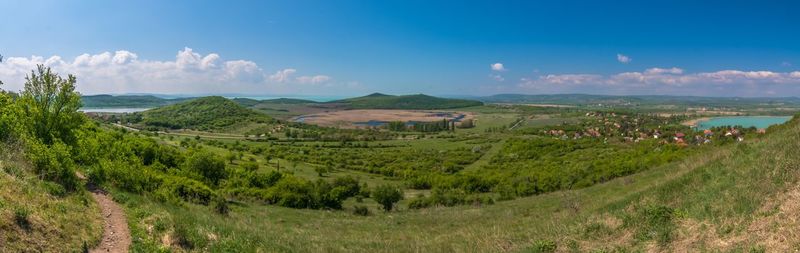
[372,184,404,211]
[19,65,83,144]
[184,151,228,186]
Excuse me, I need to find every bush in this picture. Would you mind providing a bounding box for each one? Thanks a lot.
[14,206,31,228]
[156,176,216,205]
[184,151,228,186]
[212,196,229,215]
[87,163,107,187]
[26,140,80,192]
[352,205,370,216]
[372,185,404,211]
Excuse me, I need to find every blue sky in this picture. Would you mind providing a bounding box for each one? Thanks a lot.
[1,0,799,96]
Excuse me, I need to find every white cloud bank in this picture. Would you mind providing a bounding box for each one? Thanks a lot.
[517,67,800,96]
[0,47,339,94]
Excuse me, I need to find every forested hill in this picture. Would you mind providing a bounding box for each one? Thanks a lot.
[141,96,272,130]
[81,94,191,108]
[331,93,483,109]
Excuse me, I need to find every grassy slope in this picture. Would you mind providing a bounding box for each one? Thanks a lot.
[116,116,800,252]
[334,93,483,110]
[0,143,103,252]
[142,96,272,131]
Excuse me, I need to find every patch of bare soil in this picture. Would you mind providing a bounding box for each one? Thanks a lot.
[294,109,475,128]
[89,189,131,253]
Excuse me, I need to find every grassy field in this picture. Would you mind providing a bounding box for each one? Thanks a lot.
[109,115,800,252]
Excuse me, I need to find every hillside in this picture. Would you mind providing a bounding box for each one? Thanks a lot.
[141,96,272,130]
[0,144,102,252]
[81,94,192,108]
[333,93,483,109]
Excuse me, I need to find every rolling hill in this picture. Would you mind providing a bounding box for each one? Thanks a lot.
[81,94,192,108]
[332,93,483,109]
[140,96,272,130]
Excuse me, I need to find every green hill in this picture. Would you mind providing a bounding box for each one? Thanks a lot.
[141,96,272,130]
[333,93,483,109]
[81,94,191,108]
[259,98,318,104]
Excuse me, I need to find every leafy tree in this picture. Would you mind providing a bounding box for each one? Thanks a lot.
[184,150,228,186]
[19,65,83,144]
[372,184,404,211]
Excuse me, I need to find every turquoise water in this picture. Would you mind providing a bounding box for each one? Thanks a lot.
[695,116,792,130]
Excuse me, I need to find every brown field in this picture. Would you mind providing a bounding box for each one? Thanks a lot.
[293,109,474,128]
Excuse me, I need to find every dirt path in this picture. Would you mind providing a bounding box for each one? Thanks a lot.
[89,189,131,253]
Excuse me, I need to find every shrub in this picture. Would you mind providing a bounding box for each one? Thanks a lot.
[212,196,229,215]
[14,206,31,228]
[156,176,216,205]
[352,205,370,216]
[87,164,108,187]
[184,151,228,186]
[26,140,80,192]
[372,185,404,211]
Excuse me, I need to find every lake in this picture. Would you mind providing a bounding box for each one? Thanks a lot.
[695,116,792,130]
[80,108,151,113]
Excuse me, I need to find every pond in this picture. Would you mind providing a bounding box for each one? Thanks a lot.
[694,116,792,130]
[79,108,151,113]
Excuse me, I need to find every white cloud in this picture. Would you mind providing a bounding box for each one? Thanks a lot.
[269,68,297,83]
[0,48,338,94]
[616,54,631,63]
[644,67,683,75]
[296,75,331,84]
[516,67,800,96]
[491,63,506,71]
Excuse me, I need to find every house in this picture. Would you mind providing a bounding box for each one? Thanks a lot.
[703,129,713,137]
[674,132,685,141]
[757,128,766,134]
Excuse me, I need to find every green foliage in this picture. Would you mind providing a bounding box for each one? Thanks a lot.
[372,185,403,211]
[19,65,84,145]
[184,150,228,186]
[139,96,272,130]
[25,140,80,191]
[212,196,229,215]
[352,205,370,216]
[14,205,31,228]
[0,90,20,141]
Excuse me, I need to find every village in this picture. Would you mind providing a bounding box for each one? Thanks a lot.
[538,111,760,146]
